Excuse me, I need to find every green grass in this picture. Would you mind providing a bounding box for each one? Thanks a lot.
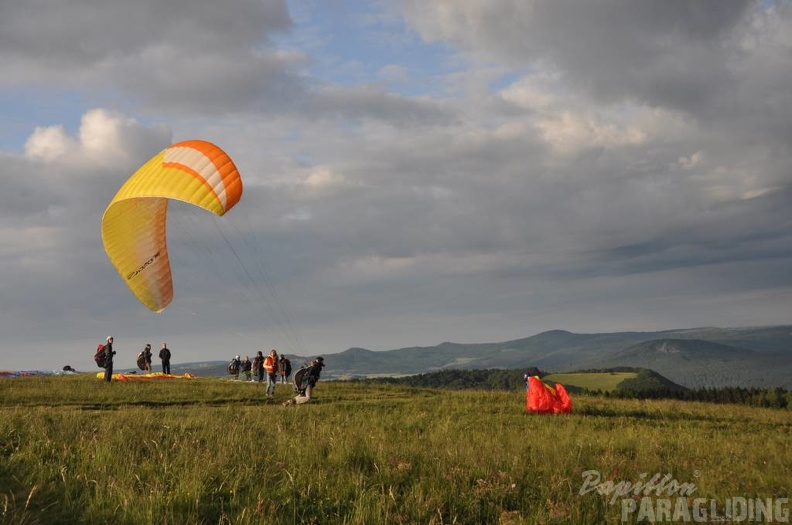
[1,375,790,524]
[544,372,638,392]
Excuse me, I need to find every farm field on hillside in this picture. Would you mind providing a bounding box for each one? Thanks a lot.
[544,372,638,392]
[1,375,789,524]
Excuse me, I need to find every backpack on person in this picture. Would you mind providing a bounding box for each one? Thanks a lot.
[136,352,146,371]
[292,366,315,394]
[292,366,306,393]
[227,361,240,375]
[94,344,107,368]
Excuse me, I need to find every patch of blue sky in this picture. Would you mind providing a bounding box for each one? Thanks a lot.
[0,88,89,153]
[757,0,780,12]
[0,83,153,154]
[277,0,462,98]
[488,70,529,94]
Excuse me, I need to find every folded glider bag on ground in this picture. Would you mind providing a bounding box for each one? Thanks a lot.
[526,376,572,414]
[95,372,195,381]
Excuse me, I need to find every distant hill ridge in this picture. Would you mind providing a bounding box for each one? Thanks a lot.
[328,325,792,389]
[165,325,791,389]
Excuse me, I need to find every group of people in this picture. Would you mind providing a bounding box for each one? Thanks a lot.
[230,350,293,396]
[137,343,172,374]
[99,336,172,382]
[227,349,325,406]
[227,355,251,380]
[99,336,325,406]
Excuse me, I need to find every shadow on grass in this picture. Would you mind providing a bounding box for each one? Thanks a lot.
[574,405,791,430]
[73,399,276,410]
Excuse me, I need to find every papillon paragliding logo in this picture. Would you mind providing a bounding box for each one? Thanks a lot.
[101,140,243,313]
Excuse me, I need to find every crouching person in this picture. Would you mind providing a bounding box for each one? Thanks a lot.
[283,357,324,406]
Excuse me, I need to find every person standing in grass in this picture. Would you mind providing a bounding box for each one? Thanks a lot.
[242,356,252,381]
[159,343,171,374]
[279,355,292,384]
[252,351,265,383]
[283,357,324,406]
[228,355,242,379]
[264,349,279,398]
[143,344,153,373]
[103,336,116,383]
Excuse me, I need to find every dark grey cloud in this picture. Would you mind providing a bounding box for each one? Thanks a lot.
[306,85,453,126]
[0,0,289,61]
[0,0,300,114]
[402,0,750,109]
[398,0,792,255]
[402,1,792,162]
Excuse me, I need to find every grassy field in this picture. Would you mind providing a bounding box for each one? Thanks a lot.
[543,372,638,392]
[1,375,790,524]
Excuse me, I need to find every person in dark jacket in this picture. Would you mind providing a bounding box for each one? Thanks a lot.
[159,343,171,374]
[103,336,116,382]
[252,351,265,383]
[228,355,242,379]
[242,356,252,381]
[143,344,153,372]
[279,355,292,384]
[283,357,324,406]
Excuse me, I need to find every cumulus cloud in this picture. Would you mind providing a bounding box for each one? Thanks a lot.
[0,110,173,344]
[5,109,168,225]
[304,166,348,192]
[400,1,792,150]
[24,110,170,167]
[24,126,77,161]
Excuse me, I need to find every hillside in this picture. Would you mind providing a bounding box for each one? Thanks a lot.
[579,339,771,388]
[341,326,791,388]
[154,325,792,389]
[543,371,638,392]
[362,367,686,394]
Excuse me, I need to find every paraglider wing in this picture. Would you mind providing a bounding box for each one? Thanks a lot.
[526,376,572,414]
[554,382,573,413]
[101,140,243,312]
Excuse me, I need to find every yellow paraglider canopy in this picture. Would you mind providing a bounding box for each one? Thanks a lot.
[101,140,243,312]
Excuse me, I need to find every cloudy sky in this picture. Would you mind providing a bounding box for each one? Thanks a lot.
[2,0,791,371]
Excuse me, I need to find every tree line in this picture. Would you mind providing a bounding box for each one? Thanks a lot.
[357,367,543,392]
[606,385,790,409]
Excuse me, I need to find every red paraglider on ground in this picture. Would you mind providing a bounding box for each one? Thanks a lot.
[526,376,573,414]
